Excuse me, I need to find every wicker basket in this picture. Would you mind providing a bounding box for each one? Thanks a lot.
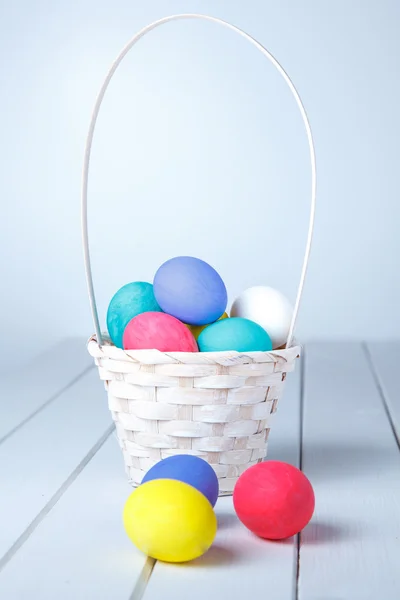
[88,336,301,494]
[81,14,316,496]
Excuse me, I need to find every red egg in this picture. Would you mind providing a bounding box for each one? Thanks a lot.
[233,461,315,540]
[123,312,198,352]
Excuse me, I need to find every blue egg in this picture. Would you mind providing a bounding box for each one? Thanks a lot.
[142,455,219,507]
[106,281,162,348]
[153,256,227,326]
[198,317,272,352]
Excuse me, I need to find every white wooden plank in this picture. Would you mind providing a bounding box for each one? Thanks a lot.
[143,363,301,600]
[0,435,150,600]
[299,342,400,600]
[366,341,400,444]
[0,367,112,566]
[0,337,92,444]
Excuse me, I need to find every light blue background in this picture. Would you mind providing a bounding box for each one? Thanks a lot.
[1,0,399,370]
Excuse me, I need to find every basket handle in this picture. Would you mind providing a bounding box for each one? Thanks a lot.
[81,13,316,349]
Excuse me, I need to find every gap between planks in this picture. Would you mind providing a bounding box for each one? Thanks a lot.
[0,338,93,446]
[298,341,400,600]
[0,424,115,573]
[0,366,114,565]
[0,433,147,600]
[295,350,306,600]
[0,365,93,447]
[363,343,400,450]
[129,558,156,600]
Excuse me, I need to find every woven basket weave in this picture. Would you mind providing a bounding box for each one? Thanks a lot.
[88,336,300,494]
[81,14,316,496]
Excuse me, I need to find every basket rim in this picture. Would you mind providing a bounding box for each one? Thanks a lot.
[87,334,301,366]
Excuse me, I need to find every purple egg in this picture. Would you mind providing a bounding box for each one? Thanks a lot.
[153,256,227,326]
[142,454,219,507]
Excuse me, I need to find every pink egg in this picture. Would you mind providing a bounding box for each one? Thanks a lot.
[123,312,198,352]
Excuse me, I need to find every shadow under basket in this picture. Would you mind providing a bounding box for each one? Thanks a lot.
[88,336,301,496]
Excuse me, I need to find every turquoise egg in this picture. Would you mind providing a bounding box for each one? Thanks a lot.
[198,317,272,353]
[107,282,162,348]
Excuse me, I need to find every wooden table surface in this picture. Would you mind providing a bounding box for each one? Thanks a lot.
[1,339,399,600]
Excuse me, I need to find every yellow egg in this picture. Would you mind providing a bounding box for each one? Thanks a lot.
[123,479,217,563]
[188,312,228,339]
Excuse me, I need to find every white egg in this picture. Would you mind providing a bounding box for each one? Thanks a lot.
[230,286,293,349]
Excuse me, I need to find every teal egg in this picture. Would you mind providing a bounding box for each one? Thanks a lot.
[198,317,272,353]
[107,282,162,348]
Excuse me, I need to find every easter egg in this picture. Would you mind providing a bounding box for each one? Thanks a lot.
[233,461,315,540]
[197,317,272,353]
[188,312,228,339]
[142,455,219,507]
[230,286,293,350]
[153,256,227,326]
[123,479,217,562]
[107,282,162,348]
[123,311,198,352]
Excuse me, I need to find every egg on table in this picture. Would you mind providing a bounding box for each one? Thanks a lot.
[233,461,315,540]
[142,454,219,507]
[123,479,217,562]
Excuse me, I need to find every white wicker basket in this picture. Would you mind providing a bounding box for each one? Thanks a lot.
[81,14,316,496]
